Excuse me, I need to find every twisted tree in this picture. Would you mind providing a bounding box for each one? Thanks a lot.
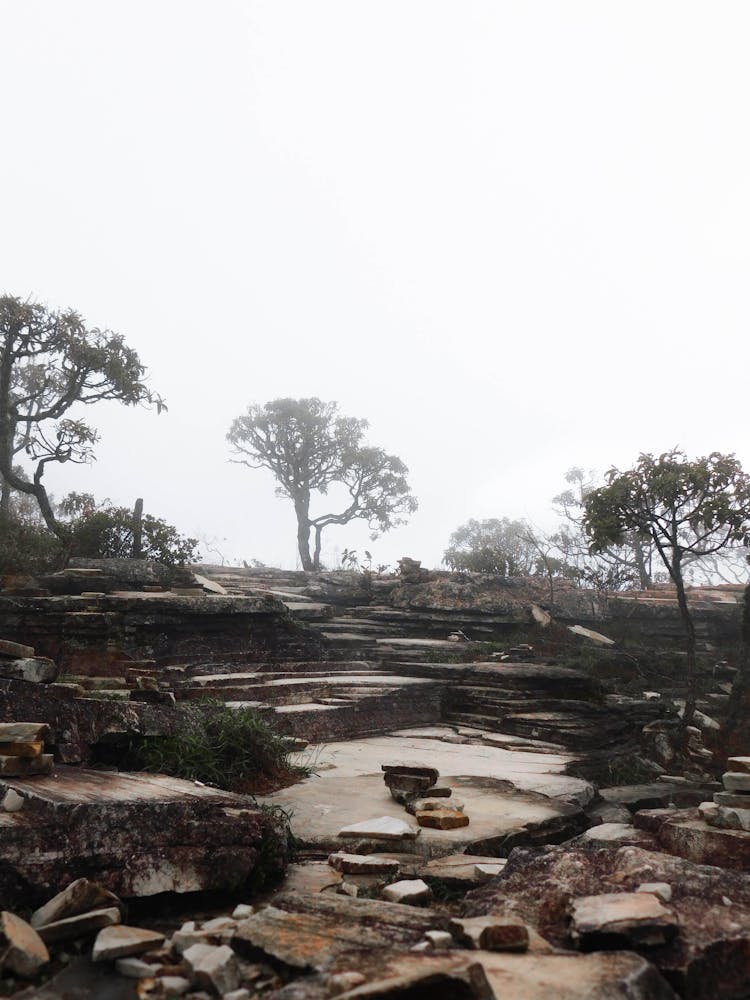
[228,398,417,570]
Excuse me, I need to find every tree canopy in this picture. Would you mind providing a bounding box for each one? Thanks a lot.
[583,449,750,723]
[0,295,164,536]
[227,397,417,570]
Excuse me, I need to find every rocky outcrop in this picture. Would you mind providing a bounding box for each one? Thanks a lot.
[464,844,750,998]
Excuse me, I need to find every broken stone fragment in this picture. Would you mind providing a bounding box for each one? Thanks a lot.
[232,904,253,920]
[338,816,420,840]
[406,798,463,815]
[92,924,165,961]
[0,656,58,683]
[183,942,240,996]
[424,930,455,949]
[636,883,673,903]
[727,757,750,775]
[0,740,43,758]
[714,790,750,808]
[449,915,529,952]
[723,772,750,793]
[382,879,432,905]
[569,893,678,949]
[328,853,401,876]
[580,823,657,848]
[417,854,507,889]
[159,976,191,996]
[201,916,237,933]
[416,807,470,830]
[711,806,750,831]
[0,911,49,978]
[31,878,123,929]
[698,801,720,823]
[36,906,122,945]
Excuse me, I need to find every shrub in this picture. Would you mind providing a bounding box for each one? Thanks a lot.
[122,701,309,794]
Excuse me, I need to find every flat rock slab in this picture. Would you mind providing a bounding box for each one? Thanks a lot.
[569,893,678,948]
[477,950,677,1000]
[0,766,284,906]
[92,925,165,961]
[32,878,122,929]
[580,823,658,848]
[266,737,585,857]
[328,854,401,876]
[450,915,529,952]
[417,854,507,888]
[233,891,451,971]
[37,907,121,945]
[416,808,470,830]
[381,879,432,905]
[657,816,750,870]
[0,640,36,659]
[338,816,420,841]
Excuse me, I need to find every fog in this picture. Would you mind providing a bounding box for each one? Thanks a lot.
[1,1,748,569]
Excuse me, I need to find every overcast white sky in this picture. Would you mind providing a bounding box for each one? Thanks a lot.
[1,2,749,570]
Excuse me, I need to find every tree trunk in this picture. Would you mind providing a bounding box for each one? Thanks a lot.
[722,582,750,760]
[294,495,313,571]
[632,535,651,589]
[313,525,323,571]
[673,556,697,726]
[132,498,144,558]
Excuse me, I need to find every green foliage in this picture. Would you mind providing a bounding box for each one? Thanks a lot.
[121,701,310,793]
[583,449,750,723]
[0,514,63,575]
[227,397,417,571]
[61,493,199,566]
[583,450,750,565]
[0,294,164,536]
[443,517,574,580]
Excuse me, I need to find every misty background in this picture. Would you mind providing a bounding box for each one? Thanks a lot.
[1,1,748,570]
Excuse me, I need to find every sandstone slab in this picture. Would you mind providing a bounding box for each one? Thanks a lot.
[92,924,165,961]
[723,773,750,793]
[0,657,58,683]
[31,878,122,929]
[338,816,419,841]
[37,906,121,944]
[328,854,400,876]
[0,640,35,659]
[0,911,49,978]
[416,807,470,830]
[569,893,677,948]
[233,892,450,971]
[417,855,507,889]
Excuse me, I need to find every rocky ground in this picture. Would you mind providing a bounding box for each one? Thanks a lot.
[0,560,748,998]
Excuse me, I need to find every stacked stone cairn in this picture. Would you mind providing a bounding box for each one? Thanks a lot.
[701,757,750,831]
[0,722,54,781]
[382,764,469,830]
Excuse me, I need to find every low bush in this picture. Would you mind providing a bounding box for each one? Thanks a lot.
[121,701,310,794]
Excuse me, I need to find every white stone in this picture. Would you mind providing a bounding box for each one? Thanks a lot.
[115,956,154,978]
[201,916,236,932]
[636,882,672,902]
[224,991,252,1000]
[338,816,420,840]
[183,942,240,995]
[410,941,431,952]
[328,972,366,995]
[424,930,454,948]
[231,904,253,920]
[474,863,505,879]
[160,976,191,997]
[382,879,432,905]
[1,789,24,812]
[698,801,720,822]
